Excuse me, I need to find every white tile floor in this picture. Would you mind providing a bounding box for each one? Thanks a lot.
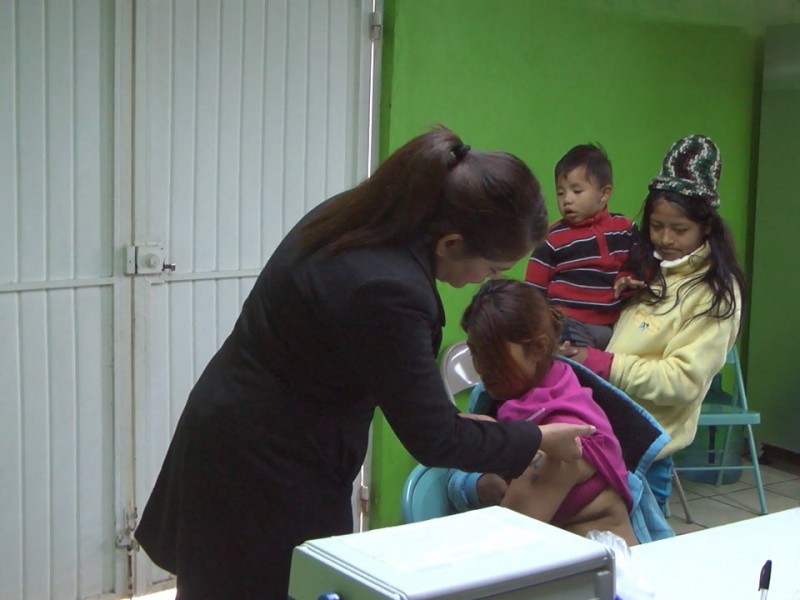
[667,458,800,535]
[133,456,800,599]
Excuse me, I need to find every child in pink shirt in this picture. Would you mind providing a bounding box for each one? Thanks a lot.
[462,279,636,545]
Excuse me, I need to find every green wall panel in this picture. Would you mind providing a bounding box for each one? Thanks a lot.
[748,24,800,453]
[370,0,760,529]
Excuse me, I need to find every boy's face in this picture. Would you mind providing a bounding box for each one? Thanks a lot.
[555,166,611,224]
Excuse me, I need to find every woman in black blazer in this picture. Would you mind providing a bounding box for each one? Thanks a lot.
[135,126,596,599]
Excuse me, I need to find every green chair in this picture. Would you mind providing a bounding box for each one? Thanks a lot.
[673,347,768,522]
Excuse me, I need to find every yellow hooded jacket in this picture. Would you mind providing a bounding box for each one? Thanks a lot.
[607,242,741,458]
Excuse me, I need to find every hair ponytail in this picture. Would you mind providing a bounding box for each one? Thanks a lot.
[296,127,464,256]
[296,126,547,260]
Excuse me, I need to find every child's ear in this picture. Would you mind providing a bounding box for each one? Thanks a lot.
[600,185,612,205]
[531,333,551,357]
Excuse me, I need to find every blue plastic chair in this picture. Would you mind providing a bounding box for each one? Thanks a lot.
[673,347,768,520]
[400,465,456,524]
[400,341,482,524]
[401,345,672,538]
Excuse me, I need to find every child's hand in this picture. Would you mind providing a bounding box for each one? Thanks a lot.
[614,275,645,298]
[559,341,588,363]
[476,473,509,506]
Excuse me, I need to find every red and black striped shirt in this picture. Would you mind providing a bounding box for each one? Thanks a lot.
[525,209,637,325]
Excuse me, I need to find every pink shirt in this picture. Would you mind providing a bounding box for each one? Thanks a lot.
[497,360,632,517]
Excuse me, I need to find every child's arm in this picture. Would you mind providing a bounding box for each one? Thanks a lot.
[501,447,592,525]
[610,306,740,407]
[524,240,555,290]
[450,413,596,510]
[613,221,646,298]
[560,342,613,379]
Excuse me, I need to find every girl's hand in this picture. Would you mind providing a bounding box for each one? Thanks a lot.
[558,341,588,363]
[538,422,596,462]
[614,275,645,298]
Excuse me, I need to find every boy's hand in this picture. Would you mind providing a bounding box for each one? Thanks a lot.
[614,275,645,298]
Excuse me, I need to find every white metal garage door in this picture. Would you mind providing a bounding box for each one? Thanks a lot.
[0,1,380,597]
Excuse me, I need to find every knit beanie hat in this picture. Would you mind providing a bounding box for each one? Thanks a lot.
[648,135,722,208]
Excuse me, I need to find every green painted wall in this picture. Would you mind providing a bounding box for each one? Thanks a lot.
[370,0,761,529]
[748,25,800,453]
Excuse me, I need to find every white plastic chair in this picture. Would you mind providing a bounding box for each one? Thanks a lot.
[439,340,480,404]
[400,341,481,524]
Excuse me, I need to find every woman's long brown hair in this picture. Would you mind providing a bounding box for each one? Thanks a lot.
[295,126,548,261]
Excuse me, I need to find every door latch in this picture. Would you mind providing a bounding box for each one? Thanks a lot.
[125,244,176,275]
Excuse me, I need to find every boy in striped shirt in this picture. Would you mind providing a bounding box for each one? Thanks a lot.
[525,144,638,349]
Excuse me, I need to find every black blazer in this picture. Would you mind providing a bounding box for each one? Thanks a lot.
[135,218,542,597]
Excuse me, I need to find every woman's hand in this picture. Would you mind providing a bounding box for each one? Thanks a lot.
[538,422,595,462]
[475,473,509,506]
[558,341,589,363]
[459,412,496,422]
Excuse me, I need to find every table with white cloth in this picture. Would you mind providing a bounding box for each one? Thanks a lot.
[630,508,800,599]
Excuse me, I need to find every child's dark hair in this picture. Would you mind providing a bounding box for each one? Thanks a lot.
[555,144,613,188]
[461,279,563,388]
[630,191,746,322]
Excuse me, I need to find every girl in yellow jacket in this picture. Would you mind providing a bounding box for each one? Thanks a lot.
[565,134,746,506]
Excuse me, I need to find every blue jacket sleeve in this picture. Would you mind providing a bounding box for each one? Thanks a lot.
[446,384,493,511]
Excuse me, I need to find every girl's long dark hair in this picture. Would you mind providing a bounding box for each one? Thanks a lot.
[295,126,548,261]
[627,191,745,322]
[461,279,562,387]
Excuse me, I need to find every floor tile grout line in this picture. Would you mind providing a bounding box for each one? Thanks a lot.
[668,461,800,535]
